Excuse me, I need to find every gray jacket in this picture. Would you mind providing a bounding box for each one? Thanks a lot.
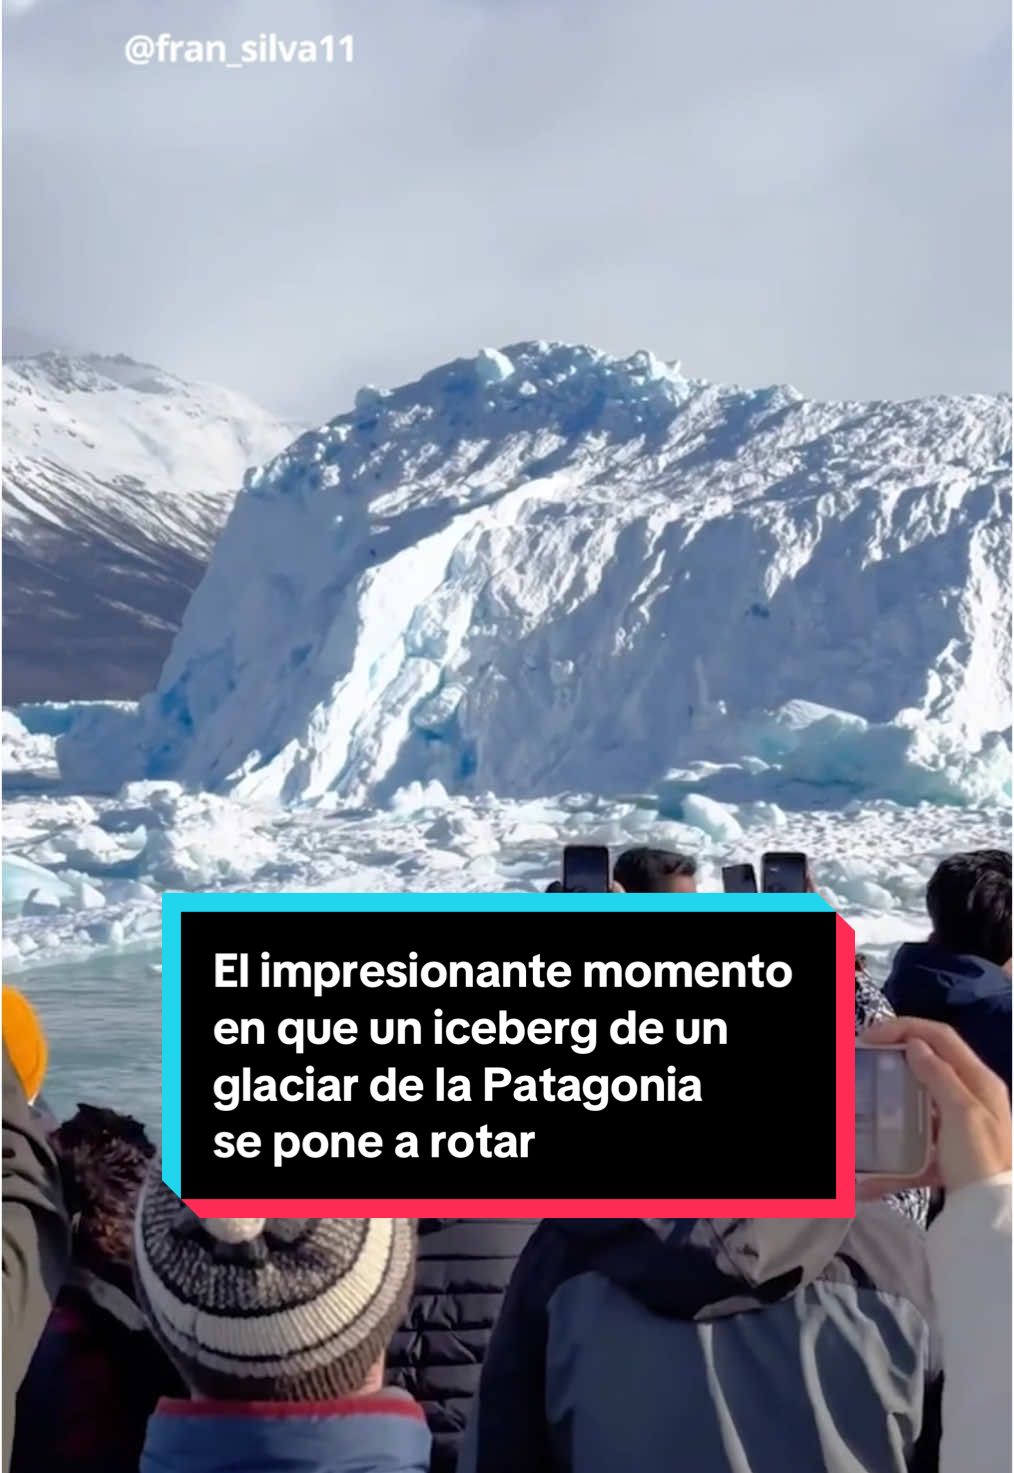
[461,1210,941,1473]
[2,1047,69,1472]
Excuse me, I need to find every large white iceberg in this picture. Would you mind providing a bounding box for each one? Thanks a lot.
[57,342,1011,808]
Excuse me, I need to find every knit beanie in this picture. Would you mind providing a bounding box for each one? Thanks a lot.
[133,1169,416,1401]
[2,985,48,1102]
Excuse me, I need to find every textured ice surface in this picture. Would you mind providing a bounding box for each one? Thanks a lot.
[3,762,1006,977]
[55,341,1010,806]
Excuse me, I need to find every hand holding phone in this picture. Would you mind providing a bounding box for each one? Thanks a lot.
[857,1017,1011,1195]
[561,845,611,893]
[855,1043,931,1177]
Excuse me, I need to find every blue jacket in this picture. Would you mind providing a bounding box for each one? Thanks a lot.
[884,942,1011,1090]
[460,1210,941,1473]
[140,1389,431,1473]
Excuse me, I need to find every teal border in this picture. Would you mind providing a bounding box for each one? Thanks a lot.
[161,890,829,1195]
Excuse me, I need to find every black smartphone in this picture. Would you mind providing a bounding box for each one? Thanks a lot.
[855,1044,931,1176]
[722,863,758,894]
[562,845,611,893]
[761,851,807,893]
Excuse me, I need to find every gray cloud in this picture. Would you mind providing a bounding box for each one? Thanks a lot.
[4,0,1009,419]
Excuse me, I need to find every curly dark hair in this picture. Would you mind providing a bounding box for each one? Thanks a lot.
[53,1103,156,1282]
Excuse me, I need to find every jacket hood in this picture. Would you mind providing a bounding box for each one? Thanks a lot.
[140,1390,431,1473]
[885,942,1011,1017]
[553,1215,856,1320]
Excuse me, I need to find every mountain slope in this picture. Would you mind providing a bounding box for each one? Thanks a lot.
[57,343,1012,806]
[2,352,297,702]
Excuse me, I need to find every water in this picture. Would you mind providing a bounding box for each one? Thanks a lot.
[28,947,163,1136]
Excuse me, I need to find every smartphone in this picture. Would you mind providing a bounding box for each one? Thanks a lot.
[761,851,807,894]
[855,1044,931,1176]
[722,863,758,894]
[562,845,611,893]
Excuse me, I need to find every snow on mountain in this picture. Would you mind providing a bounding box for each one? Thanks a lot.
[2,351,298,703]
[57,342,1012,809]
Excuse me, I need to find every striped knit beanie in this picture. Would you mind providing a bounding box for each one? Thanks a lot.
[133,1170,415,1400]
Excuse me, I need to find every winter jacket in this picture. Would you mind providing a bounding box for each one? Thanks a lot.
[139,1389,431,1473]
[12,1272,183,1473]
[2,1046,70,1472]
[884,943,1011,1090]
[387,1218,537,1471]
[460,1210,942,1473]
[928,1172,1012,1473]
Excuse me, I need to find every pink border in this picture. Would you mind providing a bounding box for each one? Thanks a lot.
[188,915,856,1221]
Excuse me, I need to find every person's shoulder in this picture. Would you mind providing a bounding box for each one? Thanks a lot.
[833,1203,935,1316]
[416,1218,538,1260]
[497,1220,590,1316]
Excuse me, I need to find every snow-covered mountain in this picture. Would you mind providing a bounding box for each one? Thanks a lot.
[58,342,1012,808]
[2,351,297,702]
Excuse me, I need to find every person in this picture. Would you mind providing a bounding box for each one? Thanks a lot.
[883,849,1011,1089]
[2,995,70,1473]
[2,987,49,1106]
[460,1192,940,1473]
[387,1218,537,1472]
[132,1175,430,1472]
[612,847,697,894]
[12,1105,183,1473]
[460,994,939,1473]
[858,1016,1011,1473]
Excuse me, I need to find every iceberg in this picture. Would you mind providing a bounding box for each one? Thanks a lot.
[55,341,1011,810]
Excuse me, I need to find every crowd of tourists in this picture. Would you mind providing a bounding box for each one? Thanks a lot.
[2,847,1010,1473]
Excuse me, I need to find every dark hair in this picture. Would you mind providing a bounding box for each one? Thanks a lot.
[53,1103,156,1282]
[613,847,697,894]
[926,849,1012,966]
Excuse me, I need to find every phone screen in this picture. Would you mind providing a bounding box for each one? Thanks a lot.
[722,863,758,894]
[761,851,807,893]
[562,845,610,893]
[855,1046,928,1175]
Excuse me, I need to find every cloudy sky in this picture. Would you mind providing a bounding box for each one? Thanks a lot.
[4,0,1009,419]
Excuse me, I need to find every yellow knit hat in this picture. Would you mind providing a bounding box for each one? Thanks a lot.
[2,985,49,1102]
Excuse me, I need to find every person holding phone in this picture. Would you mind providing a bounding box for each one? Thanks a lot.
[882,850,1011,1091]
[461,985,942,1473]
[858,1017,1011,1473]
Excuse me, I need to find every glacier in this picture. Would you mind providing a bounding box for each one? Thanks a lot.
[57,341,1010,809]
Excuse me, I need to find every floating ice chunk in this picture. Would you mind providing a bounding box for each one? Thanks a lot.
[502,822,559,845]
[389,780,452,814]
[741,801,787,829]
[21,893,62,918]
[474,348,514,385]
[680,794,744,842]
[87,919,126,947]
[424,849,468,871]
[3,855,74,916]
[67,877,107,911]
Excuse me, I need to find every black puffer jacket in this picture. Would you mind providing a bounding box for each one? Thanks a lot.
[388,1218,536,1473]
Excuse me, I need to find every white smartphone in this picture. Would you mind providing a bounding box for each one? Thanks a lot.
[855,1044,931,1177]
